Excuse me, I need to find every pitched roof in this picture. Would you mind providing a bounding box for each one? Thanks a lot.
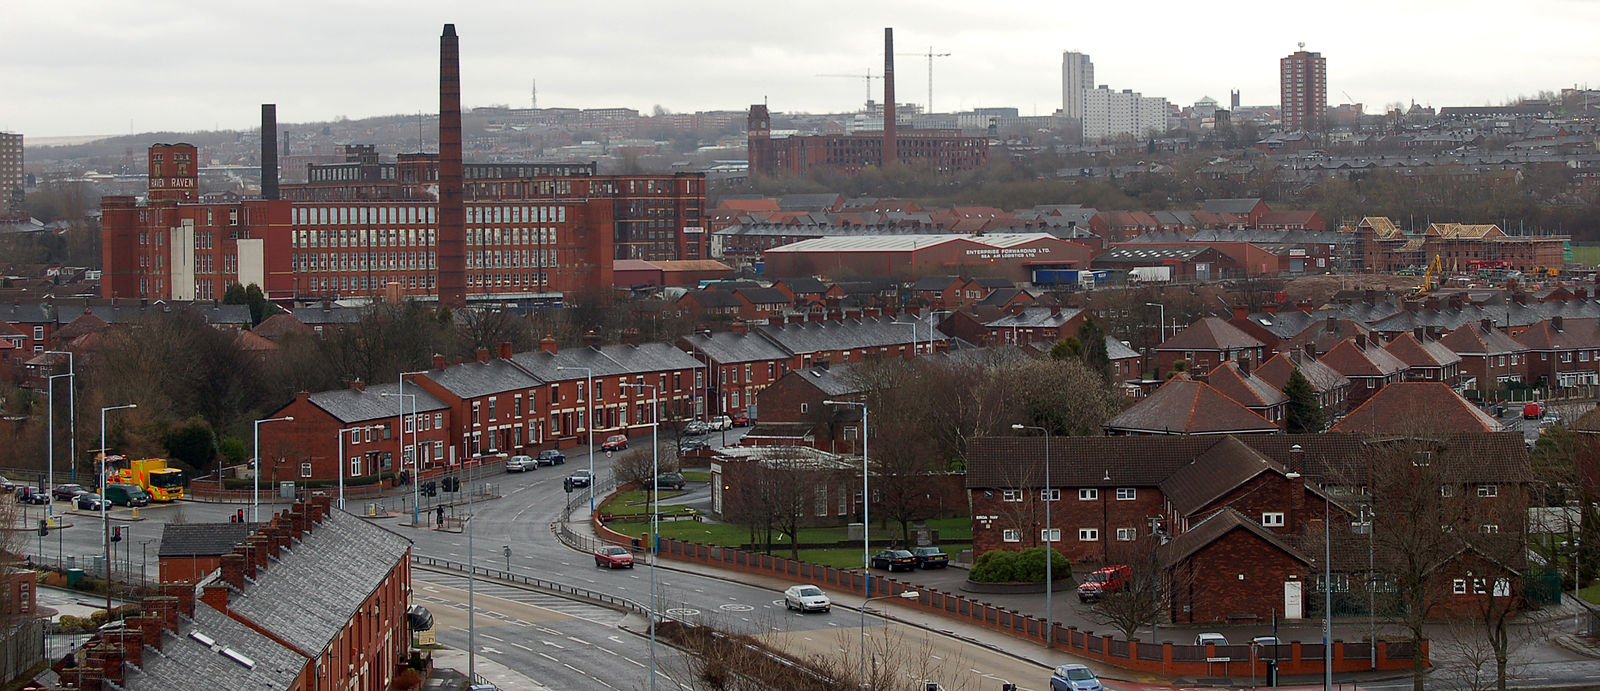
[225,510,411,658]
[1158,507,1315,569]
[252,313,313,340]
[1255,349,1351,393]
[985,307,1085,329]
[1159,436,1285,515]
[1205,361,1288,408]
[1200,198,1265,215]
[779,364,863,398]
[678,289,742,308]
[511,342,703,382]
[756,317,931,355]
[121,600,308,690]
[1105,336,1140,361]
[420,358,541,399]
[158,523,258,558]
[733,286,790,305]
[911,275,962,291]
[1330,382,1503,435]
[1514,317,1600,351]
[1383,332,1463,368]
[679,330,792,365]
[308,382,450,424]
[775,277,828,294]
[1155,317,1265,352]
[1102,377,1280,435]
[1438,321,1527,356]
[1317,338,1409,378]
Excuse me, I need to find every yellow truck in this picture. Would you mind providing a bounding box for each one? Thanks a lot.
[112,458,185,502]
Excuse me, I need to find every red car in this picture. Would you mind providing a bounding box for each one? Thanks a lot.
[731,413,751,427]
[595,545,635,569]
[601,434,628,452]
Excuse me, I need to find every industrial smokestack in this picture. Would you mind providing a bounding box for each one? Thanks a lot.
[260,104,279,200]
[883,27,897,166]
[437,24,467,308]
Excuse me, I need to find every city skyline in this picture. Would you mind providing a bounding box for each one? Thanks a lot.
[5,0,1599,140]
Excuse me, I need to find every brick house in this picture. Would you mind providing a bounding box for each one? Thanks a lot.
[1103,376,1280,436]
[511,337,705,447]
[1106,337,1143,381]
[756,317,938,369]
[1316,336,1410,409]
[157,522,259,584]
[910,276,965,308]
[1515,316,1600,388]
[1151,317,1266,376]
[678,329,793,419]
[1256,349,1352,420]
[1204,361,1288,428]
[674,289,743,321]
[411,344,544,463]
[267,381,451,484]
[0,301,56,354]
[1438,319,1529,394]
[730,286,790,321]
[984,306,1088,347]
[744,364,863,451]
[771,277,829,308]
[1384,331,1464,388]
[1161,507,1316,624]
[1330,382,1503,436]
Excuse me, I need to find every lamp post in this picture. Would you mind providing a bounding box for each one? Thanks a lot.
[1291,442,1332,691]
[1145,302,1166,343]
[858,590,921,687]
[46,372,72,523]
[382,391,419,524]
[557,366,595,512]
[823,398,871,685]
[1013,423,1055,648]
[252,415,294,523]
[100,403,136,616]
[890,320,919,355]
[621,381,660,691]
[45,350,75,485]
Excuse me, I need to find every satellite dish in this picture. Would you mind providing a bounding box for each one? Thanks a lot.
[1298,41,1305,50]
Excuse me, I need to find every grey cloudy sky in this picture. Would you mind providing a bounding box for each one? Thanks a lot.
[5,0,1598,139]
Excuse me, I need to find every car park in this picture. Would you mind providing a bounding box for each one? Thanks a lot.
[52,484,88,501]
[683,421,709,436]
[652,473,686,491]
[910,546,949,568]
[1077,564,1132,602]
[1050,664,1101,691]
[595,546,634,569]
[570,469,592,488]
[783,584,831,613]
[870,549,917,572]
[536,450,565,466]
[504,455,534,472]
[16,487,48,505]
[601,435,629,452]
[75,493,107,511]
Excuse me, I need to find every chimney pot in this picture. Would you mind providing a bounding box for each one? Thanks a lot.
[583,330,601,348]
[475,347,490,364]
[433,354,447,370]
[540,334,558,355]
[497,341,514,359]
[162,583,195,618]
[220,553,246,589]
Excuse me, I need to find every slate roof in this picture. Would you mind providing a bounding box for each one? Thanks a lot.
[512,342,703,383]
[975,288,1028,307]
[121,600,308,690]
[785,364,864,398]
[1200,198,1265,215]
[775,277,828,294]
[226,510,411,658]
[1255,350,1351,394]
[911,275,962,291]
[755,318,930,355]
[734,287,790,305]
[1206,362,1288,408]
[0,302,53,326]
[1158,507,1315,570]
[1383,332,1463,368]
[291,304,365,325]
[1330,382,1503,435]
[53,301,252,326]
[309,382,449,424]
[1105,336,1140,361]
[679,331,792,365]
[1241,310,1321,339]
[679,289,742,308]
[158,523,258,558]
[422,358,542,399]
[985,307,1085,329]
[1156,317,1264,352]
[1102,377,1280,435]
[1438,321,1528,356]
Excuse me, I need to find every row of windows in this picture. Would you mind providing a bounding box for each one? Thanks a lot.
[1002,528,1139,542]
[291,204,569,227]
[1001,487,1139,502]
[294,251,436,272]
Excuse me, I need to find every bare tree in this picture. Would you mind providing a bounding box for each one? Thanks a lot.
[1086,536,1171,640]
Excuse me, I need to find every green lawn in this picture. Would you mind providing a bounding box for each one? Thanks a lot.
[1581,583,1600,605]
[600,489,694,516]
[1571,245,1600,267]
[680,471,712,483]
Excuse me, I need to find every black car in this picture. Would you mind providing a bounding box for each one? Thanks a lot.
[16,487,48,505]
[870,549,917,572]
[652,473,686,491]
[910,546,949,569]
[75,493,107,511]
[679,439,711,452]
[569,469,593,488]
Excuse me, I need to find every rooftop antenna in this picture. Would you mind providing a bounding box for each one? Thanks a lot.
[1298,41,1305,50]
[531,79,538,110]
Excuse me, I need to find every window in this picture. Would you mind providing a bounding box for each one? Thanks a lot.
[1040,489,1060,502]
[1116,528,1137,541]
[350,457,361,477]
[1481,524,1499,534]
[800,403,808,414]
[1453,579,1467,595]
[1116,488,1136,501]
[1041,528,1061,542]
[434,413,443,428]
[1262,512,1286,527]
[1440,484,1454,497]
[1493,578,1511,597]
[300,462,313,478]
[1079,488,1099,501]
[1078,529,1099,542]
[814,486,828,516]
[1001,490,1023,502]
[1477,484,1498,498]
[1002,529,1021,543]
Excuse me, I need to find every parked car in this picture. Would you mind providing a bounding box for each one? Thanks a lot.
[1194,632,1229,647]
[601,434,628,452]
[1050,664,1102,691]
[16,487,48,505]
[103,483,151,507]
[783,584,831,613]
[731,413,751,427]
[52,484,88,501]
[707,415,733,431]
[1077,564,1132,603]
[536,450,565,466]
[1524,402,1544,419]
[652,473,686,491]
[505,455,535,472]
[910,546,949,569]
[870,549,916,572]
[0,476,15,492]
[570,469,592,488]
[1252,636,1283,659]
[679,439,710,452]
[683,421,709,436]
[595,546,634,569]
[75,493,107,511]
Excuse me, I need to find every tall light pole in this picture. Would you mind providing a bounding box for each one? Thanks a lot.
[621,381,660,691]
[1292,442,1332,691]
[823,398,871,686]
[859,590,921,686]
[382,391,419,524]
[46,372,72,523]
[45,351,76,484]
[891,319,919,355]
[1013,423,1055,648]
[335,427,347,510]
[1145,302,1166,343]
[100,403,136,616]
[252,415,294,523]
[466,467,478,681]
[558,366,595,512]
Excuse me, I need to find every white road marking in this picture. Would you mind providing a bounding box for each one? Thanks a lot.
[539,652,559,662]
[512,643,532,652]
[567,636,591,646]
[542,640,565,649]
[481,634,504,642]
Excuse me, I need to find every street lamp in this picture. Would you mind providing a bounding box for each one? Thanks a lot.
[890,320,919,355]
[859,590,921,688]
[382,391,419,525]
[621,381,661,691]
[46,372,72,523]
[45,350,76,485]
[252,415,294,523]
[99,403,136,616]
[1012,423,1055,648]
[823,398,871,684]
[557,366,596,512]
[1145,302,1166,343]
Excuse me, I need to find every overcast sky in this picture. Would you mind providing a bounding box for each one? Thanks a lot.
[6,0,1599,140]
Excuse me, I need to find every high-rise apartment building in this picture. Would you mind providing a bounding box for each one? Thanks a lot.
[1280,48,1326,131]
[1082,87,1170,142]
[1061,51,1094,121]
[0,132,22,220]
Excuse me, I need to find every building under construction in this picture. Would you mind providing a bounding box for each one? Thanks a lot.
[747,28,989,177]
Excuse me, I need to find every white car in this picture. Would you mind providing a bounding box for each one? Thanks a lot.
[783,585,831,613]
[1195,632,1228,647]
[707,415,733,431]
[505,455,534,472]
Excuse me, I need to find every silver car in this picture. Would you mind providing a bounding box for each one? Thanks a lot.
[505,455,534,472]
[783,585,830,613]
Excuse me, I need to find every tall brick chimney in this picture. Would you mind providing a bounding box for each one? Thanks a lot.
[882,27,897,166]
[261,104,279,200]
[437,24,467,308]
[539,334,558,355]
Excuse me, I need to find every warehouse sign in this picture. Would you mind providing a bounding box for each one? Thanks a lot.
[963,246,1051,259]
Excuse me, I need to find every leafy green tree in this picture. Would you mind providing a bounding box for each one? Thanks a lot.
[1283,369,1324,433]
[218,436,248,466]
[1076,315,1110,374]
[243,284,272,325]
[1049,337,1082,361]
[163,418,218,473]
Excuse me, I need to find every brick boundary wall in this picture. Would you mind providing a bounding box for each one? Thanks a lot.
[591,513,1425,676]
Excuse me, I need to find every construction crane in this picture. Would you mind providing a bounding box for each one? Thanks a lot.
[1412,254,1443,297]
[897,47,951,114]
[816,70,882,110]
